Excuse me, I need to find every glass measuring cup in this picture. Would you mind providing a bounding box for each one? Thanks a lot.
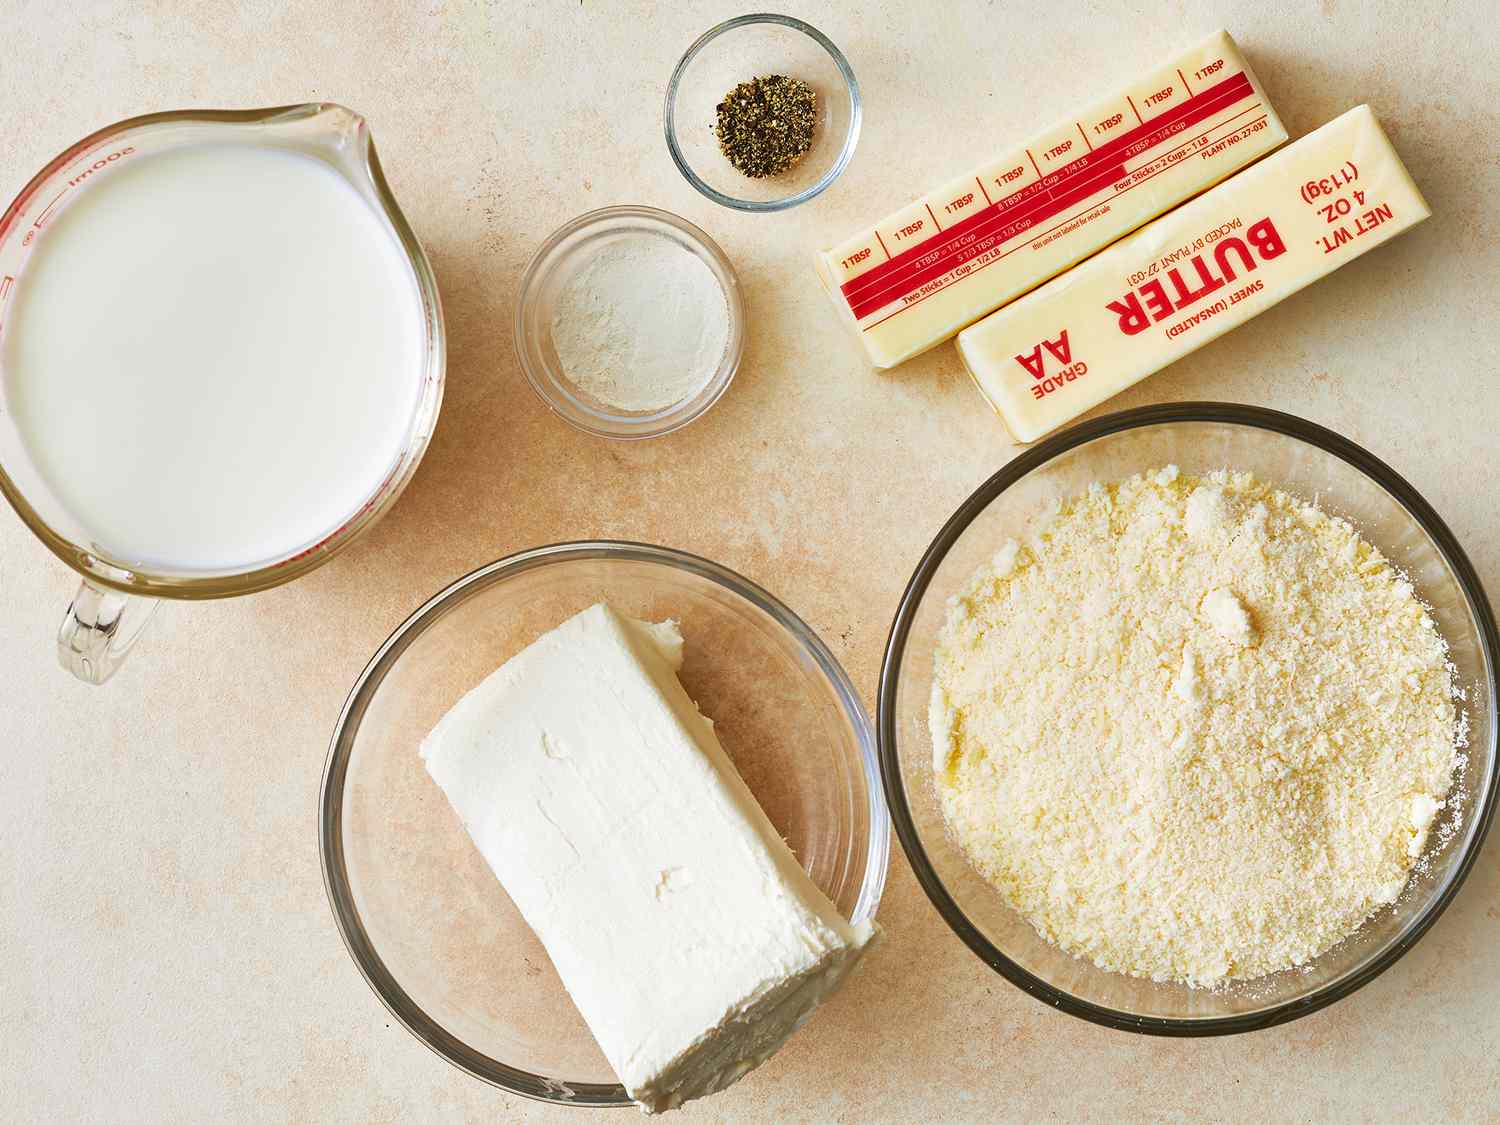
[0,104,445,684]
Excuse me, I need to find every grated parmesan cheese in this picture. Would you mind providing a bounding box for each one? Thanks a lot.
[930,467,1459,986]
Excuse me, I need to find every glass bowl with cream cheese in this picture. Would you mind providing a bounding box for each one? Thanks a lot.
[880,402,1499,1034]
[320,541,888,1105]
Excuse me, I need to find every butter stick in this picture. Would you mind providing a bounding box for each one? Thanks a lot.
[956,105,1430,442]
[815,30,1287,368]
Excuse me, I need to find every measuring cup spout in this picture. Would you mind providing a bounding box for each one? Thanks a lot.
[230,102,375,185]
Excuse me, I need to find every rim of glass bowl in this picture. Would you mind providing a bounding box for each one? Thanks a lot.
[663,13,862,213]
[877,401,1500,1037]
[512,205,745,440]
[320,540,890,1105]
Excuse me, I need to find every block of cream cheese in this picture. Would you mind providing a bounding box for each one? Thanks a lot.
[815,30,1287,368]
[420,603,874,1114]
[957,105,1431,442]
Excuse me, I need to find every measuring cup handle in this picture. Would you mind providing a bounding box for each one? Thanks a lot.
[56,579,159,685]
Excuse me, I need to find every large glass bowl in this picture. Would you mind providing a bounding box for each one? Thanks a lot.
[320,542,888,1105]
[879,402,1499,1034]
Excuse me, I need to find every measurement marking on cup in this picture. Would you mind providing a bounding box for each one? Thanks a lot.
[65,145,135,189]
[23,147,137,243]
[33,188,68,230]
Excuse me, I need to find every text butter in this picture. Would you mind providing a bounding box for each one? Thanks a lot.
[956,105,1430,442]
[815,30,1286,368]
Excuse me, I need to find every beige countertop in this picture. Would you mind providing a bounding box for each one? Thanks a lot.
[4,1,1498,1120]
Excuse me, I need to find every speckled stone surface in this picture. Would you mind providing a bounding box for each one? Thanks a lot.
[3,2,1498,1121]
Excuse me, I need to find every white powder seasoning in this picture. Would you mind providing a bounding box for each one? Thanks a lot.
[549,234,730,413]
[930,466,1460,987]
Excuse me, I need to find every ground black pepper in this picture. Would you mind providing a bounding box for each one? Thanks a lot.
[714,75,817,179]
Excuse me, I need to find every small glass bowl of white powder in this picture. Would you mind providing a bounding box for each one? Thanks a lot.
[515,206,743,439]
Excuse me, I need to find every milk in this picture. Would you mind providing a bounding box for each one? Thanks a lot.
[0,142,427,573]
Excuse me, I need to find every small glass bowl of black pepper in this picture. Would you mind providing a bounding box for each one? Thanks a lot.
[665,13,860,212]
